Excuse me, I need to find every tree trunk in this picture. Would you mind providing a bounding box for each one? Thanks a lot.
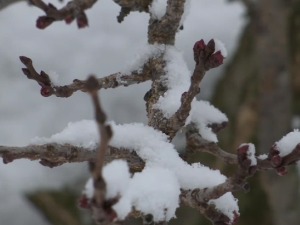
[212,1,300,225]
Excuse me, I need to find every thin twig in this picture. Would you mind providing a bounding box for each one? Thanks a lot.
[19,56,152,98]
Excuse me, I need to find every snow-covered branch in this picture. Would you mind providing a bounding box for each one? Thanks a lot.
[1,0,300,225]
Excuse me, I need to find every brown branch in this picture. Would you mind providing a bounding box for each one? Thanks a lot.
[148,0,186,45]
[30,0,97,29]
[181,189,237,225]
[0,144,145,171]
[186,127,237,165]
[19,56,152,98]
[86,75,117,224]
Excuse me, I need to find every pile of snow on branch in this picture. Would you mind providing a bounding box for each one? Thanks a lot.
[32,120,238,222]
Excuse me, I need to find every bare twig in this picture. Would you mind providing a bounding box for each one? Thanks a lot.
[86,75,115,224]
[186,128,237,165]
[19,56,152,98]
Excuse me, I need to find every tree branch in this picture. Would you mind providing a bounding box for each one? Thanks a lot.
[0,144,144,171]
[30,0,97,29]
[19,56,152,98]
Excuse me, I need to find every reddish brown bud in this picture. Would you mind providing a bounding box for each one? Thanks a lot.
[270,144,280,155]
[21,68,30,76]
[238,144,249,155]
[40,86,52,97]
[78,195,91,209]
[19,56,32,65]
[271,155,282,167]
[276,166,288,176]
[208,51,224,68]
[65,15,75,24]
[36,16,55,29]
[232,211,240,224]
[205,39,216,56]
[193,39,206,64]
[76,12,88,28]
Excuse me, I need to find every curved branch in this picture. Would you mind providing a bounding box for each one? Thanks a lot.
[19,56,152,98]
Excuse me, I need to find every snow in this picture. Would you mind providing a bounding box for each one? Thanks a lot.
[276,129,300,157]
[31,120,98,149]
[0,0,246,223]
[257,154,268,160]
[190,100,228,142]
[214,38,228,57]
[149,0,168,20]
[155,46,191,117]
[113,166,180,222]
[180,0,192,26]
[82,160,131,200]
[102,160,131,199]
[122,43,166,74]
[208,192,239,223]
[83,178,94,199]
[48,71,60,86]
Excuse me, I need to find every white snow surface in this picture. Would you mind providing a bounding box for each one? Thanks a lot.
[276,129,300,157]
[83,160,130,199]
[208,192,239,223]
[155,46,191,117]
[33,120,236,220]
[113,166,180,222]
[31,120,99,149]
[190,100,228,142]
[123,43,166,74]
[214,38,228,57]
[257,154,268,160]
[149,0,168,20]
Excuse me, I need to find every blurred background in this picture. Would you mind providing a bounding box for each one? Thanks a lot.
[0,0,299,225]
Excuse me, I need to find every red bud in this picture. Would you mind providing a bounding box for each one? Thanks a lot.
[208,51,224,68]
[271,155,282,167]
[205,39,216,56]
[78,195,91,209]
[276,166,288,176]
[65,15,75,24]
[40,86,52,97]
[193,39,206,64]
[77,12,88,28]
[238,144,249,155]
[36,16,55,29]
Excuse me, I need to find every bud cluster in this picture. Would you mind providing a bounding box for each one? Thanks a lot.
[193,39,224,70]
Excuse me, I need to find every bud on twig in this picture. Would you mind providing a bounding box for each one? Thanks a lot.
[36,16,55,29]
